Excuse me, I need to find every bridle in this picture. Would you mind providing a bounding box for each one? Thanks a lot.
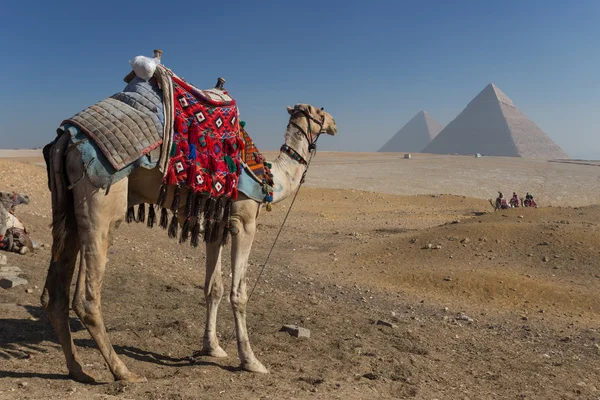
[281,108,326,165]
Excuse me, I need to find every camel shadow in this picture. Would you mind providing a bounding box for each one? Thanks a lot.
[74,338,238,372]
[0,305,235,379]
[0,305,79,362]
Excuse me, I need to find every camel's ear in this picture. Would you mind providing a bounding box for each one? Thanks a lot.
[286,106,294,115]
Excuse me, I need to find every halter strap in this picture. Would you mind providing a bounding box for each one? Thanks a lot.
[284,108,326,164]
[280,144,308,165]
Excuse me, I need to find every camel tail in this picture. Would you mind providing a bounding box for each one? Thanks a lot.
[44,133,75,262]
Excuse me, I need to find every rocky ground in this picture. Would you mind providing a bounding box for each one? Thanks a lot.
[1,156,599,400]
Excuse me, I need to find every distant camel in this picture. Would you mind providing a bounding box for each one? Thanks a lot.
[0,190,30,233]
[0,191,32,254]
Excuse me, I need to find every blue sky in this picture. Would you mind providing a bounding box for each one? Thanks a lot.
[1,0,599,158]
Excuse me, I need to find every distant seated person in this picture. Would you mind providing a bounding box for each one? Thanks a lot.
[524,192,537,207]
[510,192,519,207]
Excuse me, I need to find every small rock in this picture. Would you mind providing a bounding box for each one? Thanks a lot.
[0,254,6,265]
[435,244,442,250]
[460,238,471,244]
[527,254,534,257]
[376,319,396,328]
[456,313,473,323]
[542,353,550,359]
[424,243,433,249]
[280,325,310,338]
[362,373,378,380]
[25,288,33,294]
[518,215,524,219]
[18,382,28,388]
[553,255,560,258]
[0,276,28,289]
[540,241,550,246]
[542,257,549,262]
[0,266,23,275]
[443,276,452,282]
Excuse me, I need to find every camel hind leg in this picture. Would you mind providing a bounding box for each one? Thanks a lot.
[67,150,146,382]
[41,232,94,382]
[41,134,95,382]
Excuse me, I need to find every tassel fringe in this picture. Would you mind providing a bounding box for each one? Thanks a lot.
[157,185,168,208]
[147,205,156,228]
[180,218,191,243]
[171,185,181,212]
[191,222,201,247]
[203,198,216,242]
[150,184,235,245]
[126,206,135,223]
[168,214,179,238]
[221,199,232,245]
[137,203,146,223]
[184,191,194,218]
[160,207,169,229]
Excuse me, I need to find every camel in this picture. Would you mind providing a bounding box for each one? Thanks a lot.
[41,103,337,383]
[1,191,31,253]
[0,190,30,211]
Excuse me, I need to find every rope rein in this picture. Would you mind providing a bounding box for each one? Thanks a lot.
[245,136,319,307]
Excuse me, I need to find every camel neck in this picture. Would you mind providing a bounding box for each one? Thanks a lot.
[268,125,311,204]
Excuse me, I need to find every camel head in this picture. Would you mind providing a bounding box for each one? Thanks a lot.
[0,191,30,210]
[286,104,338,143]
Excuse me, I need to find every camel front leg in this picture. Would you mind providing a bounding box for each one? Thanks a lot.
[229,202,268,373]
[198,240,228,358]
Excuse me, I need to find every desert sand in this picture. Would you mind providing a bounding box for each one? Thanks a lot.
[1,151,599,399]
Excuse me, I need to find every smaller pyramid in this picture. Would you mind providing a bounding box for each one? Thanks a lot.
[378,111,443,152]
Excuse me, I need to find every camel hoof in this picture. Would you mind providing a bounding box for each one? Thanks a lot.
[116,372,148,383]
[241,359,269,374]
[194,346,229,358]
[68,369,97,384]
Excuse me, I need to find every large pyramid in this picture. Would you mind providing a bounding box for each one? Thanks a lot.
[422,83,568,159]
[378,111,443,152]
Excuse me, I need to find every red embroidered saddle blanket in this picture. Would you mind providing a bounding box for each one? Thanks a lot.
[163,76,244,199]
[151,75,247,245]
